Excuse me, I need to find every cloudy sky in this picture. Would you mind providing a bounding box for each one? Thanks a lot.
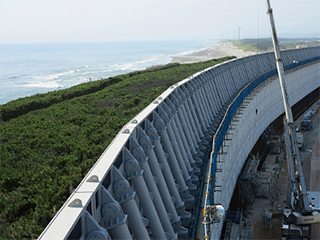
[1,0,319,43]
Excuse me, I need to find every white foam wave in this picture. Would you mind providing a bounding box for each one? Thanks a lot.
[178,50,197,56]
[176,46,209,56]
[34,70,76,81]
[135,56,164,65]
[109,55,165,71]
[99,69,114,73]
[79,71,96,75]
[22,81,63,88]
[22,55,167,90]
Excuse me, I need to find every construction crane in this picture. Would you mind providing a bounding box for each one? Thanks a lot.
[265,0,320,238]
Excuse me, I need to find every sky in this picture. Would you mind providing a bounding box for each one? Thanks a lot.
[0,0,319,43]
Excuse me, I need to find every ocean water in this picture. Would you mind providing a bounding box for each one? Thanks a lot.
[0,41,215,104]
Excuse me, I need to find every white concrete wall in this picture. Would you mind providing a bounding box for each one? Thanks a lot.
[211,63,320,239]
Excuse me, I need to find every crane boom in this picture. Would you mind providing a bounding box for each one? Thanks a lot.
[266,0,294,125]
[265,0,320,238]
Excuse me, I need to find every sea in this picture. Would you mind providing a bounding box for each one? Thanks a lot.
[0,40,216,105]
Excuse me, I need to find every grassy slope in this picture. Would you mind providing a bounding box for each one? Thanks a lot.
[0,57,234,239]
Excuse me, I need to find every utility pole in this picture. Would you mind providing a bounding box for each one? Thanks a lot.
[238,27,241,40]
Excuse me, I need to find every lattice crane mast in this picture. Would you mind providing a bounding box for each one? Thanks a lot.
[266,0,320,238]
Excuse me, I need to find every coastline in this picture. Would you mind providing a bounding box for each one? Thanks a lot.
[1,40,256,105]
[171,41,257,64]
[0,41,216,105]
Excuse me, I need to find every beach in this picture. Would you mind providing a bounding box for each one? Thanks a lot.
[172,41,257,64]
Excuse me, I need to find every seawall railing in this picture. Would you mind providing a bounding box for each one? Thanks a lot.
[39,47,320,240]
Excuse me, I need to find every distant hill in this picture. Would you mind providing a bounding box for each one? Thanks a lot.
[231,38,320,52]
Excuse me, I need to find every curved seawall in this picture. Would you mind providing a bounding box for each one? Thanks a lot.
[39,47,320,239]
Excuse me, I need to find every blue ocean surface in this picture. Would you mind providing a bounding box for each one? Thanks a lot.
[0,41,216,104]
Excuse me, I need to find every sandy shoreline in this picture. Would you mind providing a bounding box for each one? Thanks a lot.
[171,41,258,64]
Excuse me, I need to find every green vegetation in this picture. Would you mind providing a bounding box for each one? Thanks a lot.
[233,38,273,51]
[0,57,234,239]
[232,38,320,52]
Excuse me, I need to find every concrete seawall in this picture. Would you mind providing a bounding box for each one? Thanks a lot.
[39,47,320,240]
